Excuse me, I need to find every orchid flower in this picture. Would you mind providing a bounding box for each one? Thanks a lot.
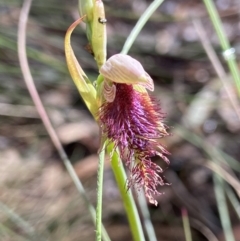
[66,1,169,207]
[98,54,170,205]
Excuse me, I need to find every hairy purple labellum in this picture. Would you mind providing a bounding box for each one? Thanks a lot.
[99,83,169,205]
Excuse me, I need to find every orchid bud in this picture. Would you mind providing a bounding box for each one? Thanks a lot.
[79,0,106,68]
[91,0,107,68]
[79,0,93,22]
[99,54,154,91]
[78,0,93,42]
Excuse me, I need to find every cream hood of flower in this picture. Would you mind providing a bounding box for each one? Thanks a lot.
[99,54,154,92]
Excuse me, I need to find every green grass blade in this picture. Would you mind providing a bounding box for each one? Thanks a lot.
[213,174,235,241]
[121,0,164,54]
[203,0,240,96]
[181,208,192,241]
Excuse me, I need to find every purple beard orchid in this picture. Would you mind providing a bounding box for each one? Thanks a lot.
[98,54,170,205]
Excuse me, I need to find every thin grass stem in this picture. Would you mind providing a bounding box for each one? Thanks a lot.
[213,174,235,241]
[192,18,240,121]
[206,162,240,198]
[224,184,240,219]
[176,125,238,241]
[181,208,192,241]
[175,125,240,172]
[0,223,32,241]
[121,0,164,54]
[0,202,36,238]
[190,218,219,241]
[96,142,106,241]
[203,0,240,96]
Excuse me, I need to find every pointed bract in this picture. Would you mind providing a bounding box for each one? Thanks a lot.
[65,17,98,117]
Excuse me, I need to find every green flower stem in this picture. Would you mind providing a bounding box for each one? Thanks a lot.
[203,0,240,96]
[108,144,146,241]
[121,0,164,54]
[96,142,106,241]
